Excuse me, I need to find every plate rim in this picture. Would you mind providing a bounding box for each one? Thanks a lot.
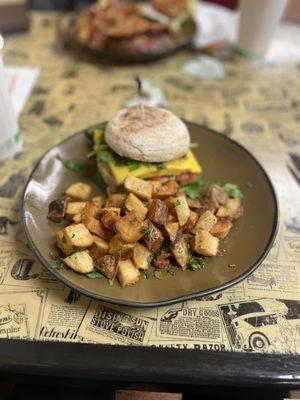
[21,122,279,308]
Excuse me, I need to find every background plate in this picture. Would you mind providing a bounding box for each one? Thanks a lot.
[22,123,278,307]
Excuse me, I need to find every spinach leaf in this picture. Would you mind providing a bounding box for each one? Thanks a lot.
[221,183,243,199]
[180,175,205,200]
[86,271,104,279]
[56,155,84,172]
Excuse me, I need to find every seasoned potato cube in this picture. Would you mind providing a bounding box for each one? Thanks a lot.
[152,180,178,199]
[108,235,135,254]
[92,195,106,208]
[100,207,121,216]
[65,182,91,200]
[186,198,202,210]
[148,199,168,225]
[164,222,179,242]
[133,243,152,270]
[182,211,198,233]
[89,235,109,257]
[63,251,94,274]
[174,196,190,226]
[153,258,170,269]
[216,198,243,220]
[171,235,190,270]
[82,203,113,240]
[66,202,86,220]
[210,219,233,239]
[164,197,177,218]
[101,210,121,229]
[192,210,217,233]
[124,176,152,200]
[105,193,127,208]
[117,259,140,287]
[95,254,118,279]
[125,193,148,220]
[148,180,162,193]
[73,213,82,223]
[56,230,74,254]
[63,223,94,249]
[143,220,164,253]
[115,211,146,243]
[191,230,219,257]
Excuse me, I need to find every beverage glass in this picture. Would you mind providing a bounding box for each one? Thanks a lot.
[0,35,22,161]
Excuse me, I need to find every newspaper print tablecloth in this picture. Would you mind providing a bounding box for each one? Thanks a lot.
[1,12,300,354]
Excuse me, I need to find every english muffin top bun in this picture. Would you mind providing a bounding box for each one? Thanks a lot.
[105,105,190,162]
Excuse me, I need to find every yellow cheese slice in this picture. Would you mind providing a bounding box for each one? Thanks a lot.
[108,150,202,186]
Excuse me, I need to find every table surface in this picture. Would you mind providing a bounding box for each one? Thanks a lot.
[1,11,300,386]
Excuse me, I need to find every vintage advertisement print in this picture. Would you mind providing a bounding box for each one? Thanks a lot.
[78,301,154,345]
[37,289,91,342]
[0,289,45,339]
[218,298,300,354]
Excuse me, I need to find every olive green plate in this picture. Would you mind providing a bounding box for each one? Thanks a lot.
[22,123,278,307]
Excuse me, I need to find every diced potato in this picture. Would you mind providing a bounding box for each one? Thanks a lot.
[164,222,179,242]
[191,230,219,257]
[192,210,217,233]
[94,254,118,279]
[182,211,198,233]
[89,235,109,257]
[216,198,243,220]
[105,193,127,208]
[117,259,140,287]
[153,258,170,269]
[174,196,190,226]
[56,229,74,254]
[82,202,113,240]
[57,223,94,254]
[210,219,233,239]
[133,243,152,270]
[164,197,177,218]
[143,220,164,253]
[115,211,146,243]
[124,176,152,200]
[171,235,190,270]
[101,210,121,229]
[148,199,168,225]
[186,198,202,210]
[92,195,106,208]
[65,182,91,200]
[66,202,86,220]
[148,180,162,193]
[100,207,121,216]
[125,193,148,220]
[152,180,178,199]
[63,250,94,274]
[108,235,135,254]
[73,213,82,223]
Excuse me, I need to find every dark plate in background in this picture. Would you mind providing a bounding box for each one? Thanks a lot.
[57,11,196,62]
[22,123,278,307]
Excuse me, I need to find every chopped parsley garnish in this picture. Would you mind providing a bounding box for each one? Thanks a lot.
[167,265,177,276]
[180,175,205,200]
[147,254,154,265]
[140,224,152,234]
[56,155,84,172]
[108,279,114,286]
[175,199,181,206]
[190,255,205,271]
[53,260,62,270]
[144,270,152,279]
[221,183,243,199]
[86,271,104,279]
